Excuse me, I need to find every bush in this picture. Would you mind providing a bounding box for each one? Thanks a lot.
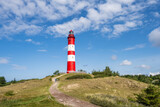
[53,70,60,75]
[5,91,14,96]
[66,74,92,80]
[0,76,6,86]
[92,66,119,78]
[136,85,160,106]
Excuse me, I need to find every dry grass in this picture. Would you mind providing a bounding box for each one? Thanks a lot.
[0,77,50,100]
[58,73,148,101]
[0,76,65,107]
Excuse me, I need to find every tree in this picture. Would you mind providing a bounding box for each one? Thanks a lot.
[0,76,6,86]
[53,70,60,75]
[104,66,112,76]
[136,85,160,106]
[78,69,86,73]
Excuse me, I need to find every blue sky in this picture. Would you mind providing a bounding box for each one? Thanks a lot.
[0,0,160,81]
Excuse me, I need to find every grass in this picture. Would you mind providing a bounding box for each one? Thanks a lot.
[0,76,65,107]
[58,73,148,106]
[66,74,92,80]
[87,94,144,107]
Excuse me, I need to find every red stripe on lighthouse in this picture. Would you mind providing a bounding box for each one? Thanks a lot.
[68,51,75,55]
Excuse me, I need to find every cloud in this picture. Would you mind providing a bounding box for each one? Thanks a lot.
[25,39,41,45]
[149,72,160,76]
[64,46,68,50]
[148,27,160,47]
[112,21,142,36]
[123,44,145,51]
[111,55,117,60]
[153,12,160,18]
[37,49,47,52]
[0,0,158,38]
[47,17,91,37]
[138,64,151,69]
[0,57,9,64]
[12,64,27,70]
[120,60,132,66]
[0,20,42,39]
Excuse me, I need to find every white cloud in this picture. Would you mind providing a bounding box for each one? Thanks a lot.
[147,0,158,4]
[138,64,151,69]
[25,39,41,45]
[0,20,42,39]
[101,27,111,33]
[0,57,9,64]
[153,12,160,17]
[0,0,158,38]
[47,17,91,37]
[123,44,145,51]
[120,60,132,66]
[148,27,160,47]
[150,72,160,76]
[12,64,27,70]
[64,46,68,50]
[112,21,142,36]
[37,49,47,52]
[111,55,117,60]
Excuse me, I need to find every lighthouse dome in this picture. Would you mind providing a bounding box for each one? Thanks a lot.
[69,30,74,34]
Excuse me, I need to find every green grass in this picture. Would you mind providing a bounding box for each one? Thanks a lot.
[87,94,144,107]
[66,74,92,80]
[58,73,148,106]
[0,95,64,107]
[0,76,65,107]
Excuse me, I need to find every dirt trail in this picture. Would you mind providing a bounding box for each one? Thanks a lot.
[49,74,99,107]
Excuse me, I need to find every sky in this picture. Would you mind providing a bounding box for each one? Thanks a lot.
[0,0,160,81]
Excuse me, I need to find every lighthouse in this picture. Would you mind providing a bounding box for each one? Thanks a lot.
[67,30,76,73]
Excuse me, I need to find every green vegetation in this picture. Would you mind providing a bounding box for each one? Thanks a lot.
[77,69,86,73]
[136,85,160,106]
[58,74,148,104]
[122,74,160,86]
[87,94,144,107]
[0,76,6,86]
[0,76,64,107]
[66,74,92,80]
[53,70,60,75]
[92,66,119,78]
[4,91,14,96]
[0,95,64,107]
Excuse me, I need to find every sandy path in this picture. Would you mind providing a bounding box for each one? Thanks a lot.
[49,74,99,107]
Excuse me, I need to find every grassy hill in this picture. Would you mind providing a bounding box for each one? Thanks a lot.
[0,73,150,107]
[0,76,64,107]
[58,73,148,107]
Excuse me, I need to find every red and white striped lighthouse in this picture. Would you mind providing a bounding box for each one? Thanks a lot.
[67,30,76,73]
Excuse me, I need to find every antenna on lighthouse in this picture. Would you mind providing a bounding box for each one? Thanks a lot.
[67,30,76,73]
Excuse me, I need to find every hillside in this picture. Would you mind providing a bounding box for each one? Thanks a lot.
[0,73,150,107]
[58,73,148,106]
[0,76,64,107]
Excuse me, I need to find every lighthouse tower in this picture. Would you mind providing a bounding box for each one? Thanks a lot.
[67,30,76,73]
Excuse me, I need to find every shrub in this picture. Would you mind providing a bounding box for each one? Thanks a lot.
[66,74,92,80]
[92,66,119,78]
[0,76,6,86]
[5,91,14,96]
[53,70,60,75]
[135,85,160,106]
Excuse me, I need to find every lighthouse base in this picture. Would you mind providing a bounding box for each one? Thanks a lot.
[67,71,76,73]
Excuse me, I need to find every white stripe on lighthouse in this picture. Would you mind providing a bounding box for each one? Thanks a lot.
[68,55,75,61]
[68,44,75,51]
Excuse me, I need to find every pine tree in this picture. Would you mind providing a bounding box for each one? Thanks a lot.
[136,85,160,106]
